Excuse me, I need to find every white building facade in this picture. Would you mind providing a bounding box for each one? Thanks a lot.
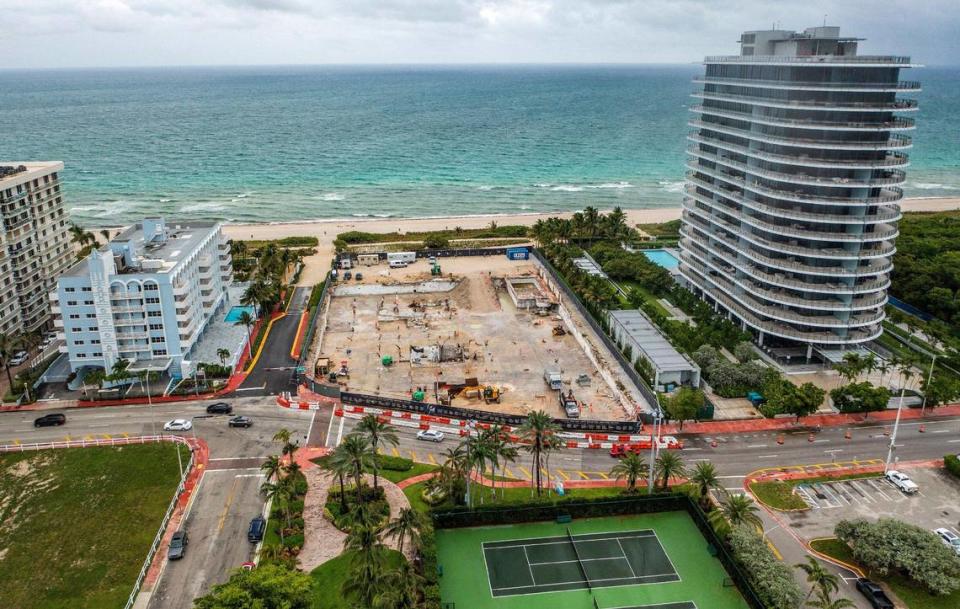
[679,26,919,360]
[53,218,233,378]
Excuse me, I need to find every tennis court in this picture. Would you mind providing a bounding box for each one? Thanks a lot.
[435,511,749,609]
[483,530,678,596]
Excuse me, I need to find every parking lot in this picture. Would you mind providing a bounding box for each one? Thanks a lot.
[783,467,960,540]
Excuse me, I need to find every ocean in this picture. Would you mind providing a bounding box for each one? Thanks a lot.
[0,65,957,226]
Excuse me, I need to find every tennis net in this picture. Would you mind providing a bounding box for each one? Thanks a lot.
[567,527,592,592]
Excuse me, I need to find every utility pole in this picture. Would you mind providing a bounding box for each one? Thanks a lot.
[647,399,662,495]
[885,365,914,473]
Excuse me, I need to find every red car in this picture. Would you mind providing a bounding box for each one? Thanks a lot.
[609,443,644,458]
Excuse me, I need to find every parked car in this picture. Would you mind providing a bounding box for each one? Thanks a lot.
[934,528,960,556]
[885,470,919,494]
[206,402,232,415]
[9,351,29,366]
[228,416,253,428]
[343,271,352,280]
[163,419,193,431]
[855,578,894,609]
[354,272,363,280]
[167,530,188,560]
[34,413,66,427]
[416,429,444,443]
[248,516,266,542]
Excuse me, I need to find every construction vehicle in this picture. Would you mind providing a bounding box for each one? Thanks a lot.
[412,388,426,401]
[431,262,442,276]
[482,385,502,404]
[381,355,394,367]
[559,389,580,418]
[552,325,566,336]
[543,368,562,391]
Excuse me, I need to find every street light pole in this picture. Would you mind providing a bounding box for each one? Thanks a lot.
[920,354,936,416]
[647,400,661,495]
[885,364,914,473]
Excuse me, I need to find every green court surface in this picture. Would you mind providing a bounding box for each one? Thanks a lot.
[435,511,748,609]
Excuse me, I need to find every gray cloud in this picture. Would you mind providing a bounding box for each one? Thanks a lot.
[0,0,955,67]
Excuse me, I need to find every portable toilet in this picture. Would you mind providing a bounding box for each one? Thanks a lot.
[505,247,529,260]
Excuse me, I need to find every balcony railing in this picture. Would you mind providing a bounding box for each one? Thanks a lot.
[680,248,888,310]
[694,77,921,92]
[689,119,913,150]
[679,265,884,345]
[687,133,911,169]
[703,55,914,65]
[686,148,907,188]
[691,105,915,131]
[692,90,918,112]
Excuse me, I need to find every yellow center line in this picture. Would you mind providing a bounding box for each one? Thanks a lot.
[217,477,240,532]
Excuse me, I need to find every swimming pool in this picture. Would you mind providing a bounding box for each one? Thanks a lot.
[224,305,257,323]
[642,249,680,270]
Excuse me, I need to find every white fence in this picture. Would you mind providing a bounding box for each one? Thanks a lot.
[0,435,196,609]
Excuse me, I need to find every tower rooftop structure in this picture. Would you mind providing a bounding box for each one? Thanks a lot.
[678,26,919,360]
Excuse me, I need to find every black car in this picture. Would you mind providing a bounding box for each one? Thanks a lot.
[228,416,253,428]
[34,413,66,427]
[856,579,894,609]
[167,530,188,560]
[206,402,232,415]
[248,516,266,543]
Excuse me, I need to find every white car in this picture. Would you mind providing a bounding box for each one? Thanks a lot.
[416,429,445,443]
[9,351,29,366]
[163,419,193,432]
[934,528,960,556]
[885,470,919,494]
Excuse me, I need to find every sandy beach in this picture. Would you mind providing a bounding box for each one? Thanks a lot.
[218,197,960,286]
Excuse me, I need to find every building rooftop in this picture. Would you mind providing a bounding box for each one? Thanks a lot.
[63,219,221,278]
[0,161,64,188]
[608,309,696,373]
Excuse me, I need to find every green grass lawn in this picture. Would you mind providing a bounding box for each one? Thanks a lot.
[0,444,190,609]
[810,538,960,609]
[435,511,748,609]
[309,549,405,609]
[749,472,882,510]
[378,461,438,484]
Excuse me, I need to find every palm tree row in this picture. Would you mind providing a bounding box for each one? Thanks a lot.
[530,206,632,247]
[259,428,303,550]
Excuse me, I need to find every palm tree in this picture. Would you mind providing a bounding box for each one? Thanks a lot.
[260,480,292,544]
[235,310,256,359]
[382,507,424,555]
[689,461,721,509]
[216,348,230,367]
[373,560,424,609]
[805,588,855,609]
[68,223,87,246]
[610,452,649,493]
[356,414,399,491]
[0,333,23,395]
[340,434,374,505]
[283,460,302,480]
[795,556,840,603]
[710,492,763,531]
[323,444,353,512]
[99,228,111,243]
[465,431,497,506]
[260,454,282,482]
[518,410,561,496]
[654,451,686,490]
[342,522,387,608]
[441,444,470,504]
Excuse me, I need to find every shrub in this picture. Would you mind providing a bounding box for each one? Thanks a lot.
[282,533,304,550]
[946,454,960,479]
[422,234,450,249]
[728,524,803,609]
[377,454,414,472]
[325,485,390,531]
[831,382,890,414]
[835,518,960,595]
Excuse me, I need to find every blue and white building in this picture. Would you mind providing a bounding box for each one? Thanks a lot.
[52,218,233,378]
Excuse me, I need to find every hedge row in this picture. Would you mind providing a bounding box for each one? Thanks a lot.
[945,454,960,479]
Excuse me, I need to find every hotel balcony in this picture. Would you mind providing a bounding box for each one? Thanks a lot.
[691,105,916,131]
[703,54,915,65]
[693,77,922,93]
[688,120,912,150]
[692,91,919,112]
[687,134,911,169]
[686,149,908,188]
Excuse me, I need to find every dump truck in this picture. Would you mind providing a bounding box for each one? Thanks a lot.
[559,390,580,418]
[543,368,562,391]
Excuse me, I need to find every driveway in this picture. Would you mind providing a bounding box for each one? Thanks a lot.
[236,287,311,396]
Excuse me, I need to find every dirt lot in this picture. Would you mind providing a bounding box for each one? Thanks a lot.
[314,255,637,421]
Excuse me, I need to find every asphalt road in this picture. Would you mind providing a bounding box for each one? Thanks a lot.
[0,397,313,608]
[236,287,310,397]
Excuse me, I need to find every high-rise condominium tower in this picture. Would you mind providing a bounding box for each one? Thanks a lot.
[679,26,919,361]
[0,162,73,336]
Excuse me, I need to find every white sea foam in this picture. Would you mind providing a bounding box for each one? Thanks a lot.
[318,193,345,201]
[159,198,173,203]
[658,180,685,193]
[236,191,254,199]
[912,182,957,190]
[585,181,634,189]
[180,201,227,213]
[70,205,103,212]
[551,185,584,192]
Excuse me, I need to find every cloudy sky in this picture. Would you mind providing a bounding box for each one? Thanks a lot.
[3,0,957,68]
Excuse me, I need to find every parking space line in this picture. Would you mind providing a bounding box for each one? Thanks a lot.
[409,450,418,461]
[427,453,437,465]
[865,478,892,501]
[392,447,400,457]
[847,480,874,503]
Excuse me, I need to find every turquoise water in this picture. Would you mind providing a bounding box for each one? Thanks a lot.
[642,249,680,270]
[224,305,256,323]
[0,65,956,226]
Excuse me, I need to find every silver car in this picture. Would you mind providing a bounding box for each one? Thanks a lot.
[934,528,960,556]
[416,429,444,443]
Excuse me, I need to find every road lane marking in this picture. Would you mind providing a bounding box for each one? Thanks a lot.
[217,477,240,532]
[409,450,418,461]
[756,455,780,459]
[578,471,590,480]
[746,444,768,448]
[597,471,609,480]
[427,453,437,465]
[392,447,400,457]
[556,469,570,481]
[504,466,515,478]
[518,466,531,478]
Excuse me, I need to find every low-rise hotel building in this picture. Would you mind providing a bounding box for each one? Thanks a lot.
[53,218,233,377]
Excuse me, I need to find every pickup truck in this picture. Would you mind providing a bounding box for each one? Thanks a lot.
[855,578,894,609]
[544,368,562,391]
[559,390,580,418]
[885,470,919,494]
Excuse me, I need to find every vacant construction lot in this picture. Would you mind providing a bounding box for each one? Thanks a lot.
[317,255,636,420]
[0,444,188,609]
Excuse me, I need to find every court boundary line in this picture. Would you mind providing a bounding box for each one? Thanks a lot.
[491,571,680,593]
[483,530,655,551]
[603,602,699,609]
